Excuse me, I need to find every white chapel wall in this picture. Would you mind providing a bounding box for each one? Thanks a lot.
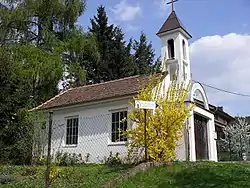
[46,98,132,163]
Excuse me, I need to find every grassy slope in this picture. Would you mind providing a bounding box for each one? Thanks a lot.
[0,164,130,188]
[118,162,250,188]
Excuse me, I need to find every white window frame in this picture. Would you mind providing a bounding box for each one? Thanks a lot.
[108,108,128,146]
[64,115,79,147]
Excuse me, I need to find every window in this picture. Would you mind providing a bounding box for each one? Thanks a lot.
[167,39,175,59]
[182,40,187,60]
[183,63,187,80]
[66,117,78,145]
[112,111,128,142]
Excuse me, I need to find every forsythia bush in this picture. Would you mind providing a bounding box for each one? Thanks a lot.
[124,74,193,162]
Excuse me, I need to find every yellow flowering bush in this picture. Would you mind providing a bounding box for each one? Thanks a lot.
[125,74,193,162]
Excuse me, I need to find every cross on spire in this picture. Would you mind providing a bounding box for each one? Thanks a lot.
[167,0,179,12]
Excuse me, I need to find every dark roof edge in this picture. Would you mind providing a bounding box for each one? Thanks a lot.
[156,26,192,38]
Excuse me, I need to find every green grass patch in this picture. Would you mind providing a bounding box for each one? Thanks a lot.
[0,164,131,188]
[117,162,250,188]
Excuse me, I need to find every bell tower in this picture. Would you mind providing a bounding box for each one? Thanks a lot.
[156,6,192,82]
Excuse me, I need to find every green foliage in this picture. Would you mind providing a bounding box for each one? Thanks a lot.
[105,152,122,167]
[89,6,158,83]
[31,156,47,166]
[0,174,16,185]
[21,167,37,177]
[0,0,86,165]
[55,151,83,166]
[133,32,156,75]
[62,28,100,87]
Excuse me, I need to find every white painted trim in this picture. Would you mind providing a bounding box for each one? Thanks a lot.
[188,82,209,110]
[62,115,79,147]
[188,106,217,162]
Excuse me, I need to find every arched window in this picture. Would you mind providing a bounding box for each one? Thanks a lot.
[182,40,186,60]
[167,39,175,59]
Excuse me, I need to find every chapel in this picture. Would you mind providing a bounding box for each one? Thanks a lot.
[33,6,234,162]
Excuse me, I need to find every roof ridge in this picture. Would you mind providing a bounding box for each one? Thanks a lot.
[70,75,141,91]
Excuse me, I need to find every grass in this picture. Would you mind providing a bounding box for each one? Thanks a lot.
[2,162,250,188]
[0,164,131,188]
[117,162,250,188]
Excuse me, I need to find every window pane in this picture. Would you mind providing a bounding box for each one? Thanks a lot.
[112,132,116,142]
[112,122,116,132]
[115,132,119,142]
[73,135,78,145]
[112,113,115,123]
[115,112,119,122]
[66,136,70,145]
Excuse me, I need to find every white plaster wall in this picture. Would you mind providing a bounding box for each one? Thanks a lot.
[176,131,187,161]
[45,98,132,163]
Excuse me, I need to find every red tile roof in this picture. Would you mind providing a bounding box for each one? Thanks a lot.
[35,75,151,110]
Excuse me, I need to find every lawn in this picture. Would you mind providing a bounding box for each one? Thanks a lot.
[117,162,250,188]
[0,164,131,188]
[2,162,250,188]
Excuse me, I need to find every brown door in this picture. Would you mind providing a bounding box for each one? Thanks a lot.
[194,114,209,160]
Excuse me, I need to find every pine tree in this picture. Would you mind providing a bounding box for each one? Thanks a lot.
[133,32,155,75]
[89,6,136,82]
[89,5,114,82]
[108,27,135,80]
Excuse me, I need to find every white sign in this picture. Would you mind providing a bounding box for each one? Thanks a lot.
[135,100,157,110]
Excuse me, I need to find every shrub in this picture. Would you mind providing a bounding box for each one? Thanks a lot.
[21,167,37,176]
[55,151,83,166]
[105,152,122,167]
[49,163,60,184]
[0,174,16,184]
[32,155,47,165]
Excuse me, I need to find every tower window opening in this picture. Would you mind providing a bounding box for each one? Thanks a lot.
[167,39,175,59]
[182,40,187,60]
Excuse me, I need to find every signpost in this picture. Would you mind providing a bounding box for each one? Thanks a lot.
[135,100,158,161]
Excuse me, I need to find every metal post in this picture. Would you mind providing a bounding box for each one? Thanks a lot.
[45,111,53,188]
[144,109,147,161]
[229,134,232,161]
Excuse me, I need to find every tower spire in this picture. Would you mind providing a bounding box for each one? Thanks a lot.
[167,0,178,12]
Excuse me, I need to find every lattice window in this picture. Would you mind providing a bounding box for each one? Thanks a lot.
[66,117,78,145]
[111,111,128,142]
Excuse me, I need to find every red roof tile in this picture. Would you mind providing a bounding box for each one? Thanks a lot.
[35,75,151,110]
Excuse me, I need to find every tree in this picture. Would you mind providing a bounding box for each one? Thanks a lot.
[89,5,114,82]
[221,117,250,160]
[124,74,193,162]
[62,28,100,87]
[89,6,136,82]
[0,0,86,46]
[108,28,135,80]
[0,0,88,164]
[133,32,155,75]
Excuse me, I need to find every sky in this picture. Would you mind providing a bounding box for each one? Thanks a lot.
[78,0,250,116]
